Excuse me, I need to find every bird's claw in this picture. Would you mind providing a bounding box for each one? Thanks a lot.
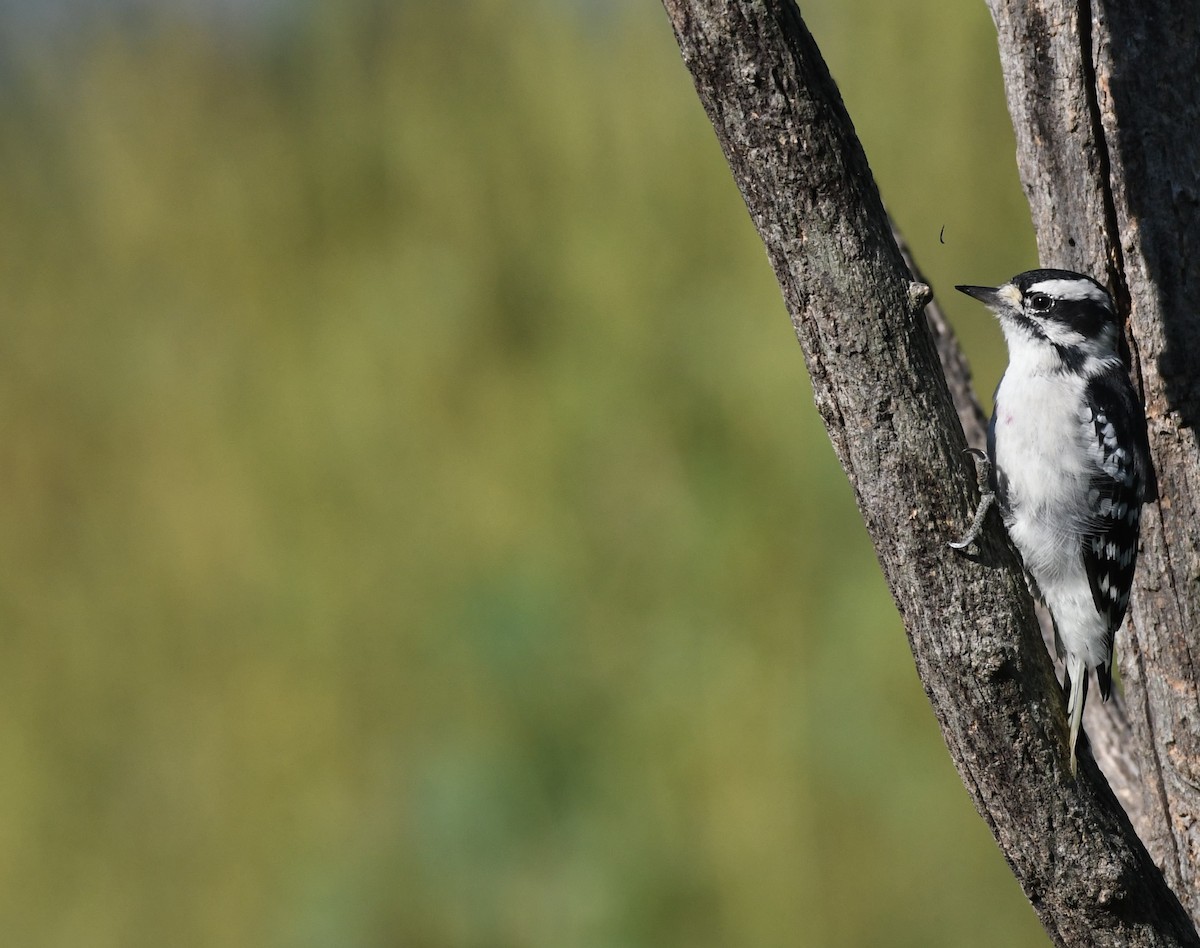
[949,448,995,550]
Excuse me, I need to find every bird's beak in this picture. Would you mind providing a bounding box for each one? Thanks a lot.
[955,283,1020,311]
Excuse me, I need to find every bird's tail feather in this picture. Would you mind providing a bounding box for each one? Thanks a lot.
[1065,656,1089,776]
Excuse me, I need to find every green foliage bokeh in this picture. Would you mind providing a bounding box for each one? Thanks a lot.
[0,0,1042,944]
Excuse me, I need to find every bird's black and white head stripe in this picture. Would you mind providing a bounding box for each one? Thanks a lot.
[957,269,1121,374]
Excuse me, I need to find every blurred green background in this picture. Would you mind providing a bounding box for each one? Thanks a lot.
[0,0,1043,944]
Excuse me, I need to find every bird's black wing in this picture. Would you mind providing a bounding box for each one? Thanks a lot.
[1080,368,1154,698]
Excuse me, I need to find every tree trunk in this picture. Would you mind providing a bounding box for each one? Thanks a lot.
[988,0,1200,916]
[660,0,1200,943]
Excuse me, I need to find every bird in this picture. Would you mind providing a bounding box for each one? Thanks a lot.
[950,268,1155,774]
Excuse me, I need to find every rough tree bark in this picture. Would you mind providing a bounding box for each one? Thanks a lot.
[660,1,1200,944]
[989,0,1200,917]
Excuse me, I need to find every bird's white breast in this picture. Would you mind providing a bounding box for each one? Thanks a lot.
[994,362,1112,664]
[993,360,1092,577]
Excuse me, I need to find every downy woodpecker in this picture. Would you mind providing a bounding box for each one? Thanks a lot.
[951,269,1154,774]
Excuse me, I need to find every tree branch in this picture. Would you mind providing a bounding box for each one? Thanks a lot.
[987,0,1200,921]
[660,0,1198,943]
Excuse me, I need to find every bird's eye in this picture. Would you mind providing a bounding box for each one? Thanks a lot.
[1027,292,1052,312]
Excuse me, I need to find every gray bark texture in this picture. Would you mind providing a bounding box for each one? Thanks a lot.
[988,0,1200,918]
[660,0,1200,944]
